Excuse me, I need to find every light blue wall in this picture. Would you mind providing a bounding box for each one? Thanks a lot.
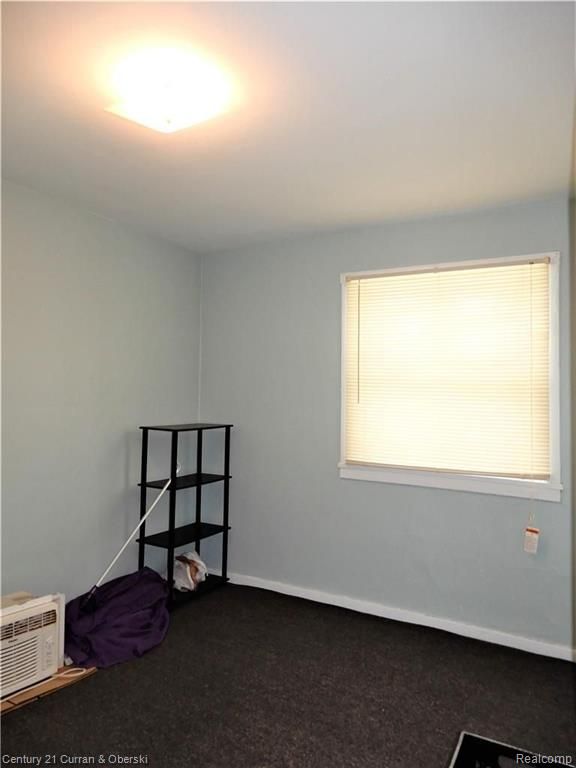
[3,180,572,647]
[2,179,202,600]
[199,198,572,647]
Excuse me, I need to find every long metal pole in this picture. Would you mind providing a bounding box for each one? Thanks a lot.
[96,476,172,589]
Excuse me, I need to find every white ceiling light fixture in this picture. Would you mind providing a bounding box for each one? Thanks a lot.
[106,47,235,133]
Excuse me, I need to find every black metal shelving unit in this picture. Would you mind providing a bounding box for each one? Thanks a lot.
[137,423,232,608]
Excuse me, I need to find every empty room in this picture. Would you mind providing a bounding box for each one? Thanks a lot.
[1,2,575,767]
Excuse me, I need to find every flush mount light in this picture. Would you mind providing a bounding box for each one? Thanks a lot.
[106,47,234,133]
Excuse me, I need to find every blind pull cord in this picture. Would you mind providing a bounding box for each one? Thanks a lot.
[525,261,539,554]
[357,279,361,404]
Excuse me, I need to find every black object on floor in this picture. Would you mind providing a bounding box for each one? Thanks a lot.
[137,422,232,609]
[449,732,536,767]
[2,586,575,768]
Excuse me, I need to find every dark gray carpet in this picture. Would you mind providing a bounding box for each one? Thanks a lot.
[2,585,575,767]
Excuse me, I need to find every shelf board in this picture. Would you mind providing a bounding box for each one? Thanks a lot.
[140,423,233,433]
[170,574,228,609]
[139,473,230,491]
[138,522,228,550]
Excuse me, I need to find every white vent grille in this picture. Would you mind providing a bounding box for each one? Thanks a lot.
[42,610,57,627]
[29,614,43,631]
[1,635,40,689]
[1,609,55,641]
[0,595,63,698]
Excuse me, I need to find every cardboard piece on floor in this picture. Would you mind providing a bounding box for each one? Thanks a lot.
[0,666,96,714]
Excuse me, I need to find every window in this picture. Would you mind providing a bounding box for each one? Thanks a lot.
[340,254,561,501]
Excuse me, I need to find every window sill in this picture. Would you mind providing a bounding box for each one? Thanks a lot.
[338,464,562,502]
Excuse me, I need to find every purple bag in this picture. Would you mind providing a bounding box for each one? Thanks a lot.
[65,567,170,668]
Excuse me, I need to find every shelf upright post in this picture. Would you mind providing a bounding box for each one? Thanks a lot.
[195,430,203,555]
[138,428,149,570]
[222,426,231,581]
[166,431,179,604]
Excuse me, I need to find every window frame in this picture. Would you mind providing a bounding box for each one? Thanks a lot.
[339,252,562,502]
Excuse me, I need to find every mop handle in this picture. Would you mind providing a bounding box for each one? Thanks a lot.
[94,464,181,589]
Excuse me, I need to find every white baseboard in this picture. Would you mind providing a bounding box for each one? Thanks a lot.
[227,571,574,662]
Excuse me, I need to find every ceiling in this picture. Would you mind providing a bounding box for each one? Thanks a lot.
[2,2,574,253]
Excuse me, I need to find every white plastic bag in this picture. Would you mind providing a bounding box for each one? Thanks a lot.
[173,550,207,591]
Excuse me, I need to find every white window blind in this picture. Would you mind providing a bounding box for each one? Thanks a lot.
[343,258,551,480]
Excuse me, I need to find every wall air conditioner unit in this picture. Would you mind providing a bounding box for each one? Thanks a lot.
[0,592,65,699]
